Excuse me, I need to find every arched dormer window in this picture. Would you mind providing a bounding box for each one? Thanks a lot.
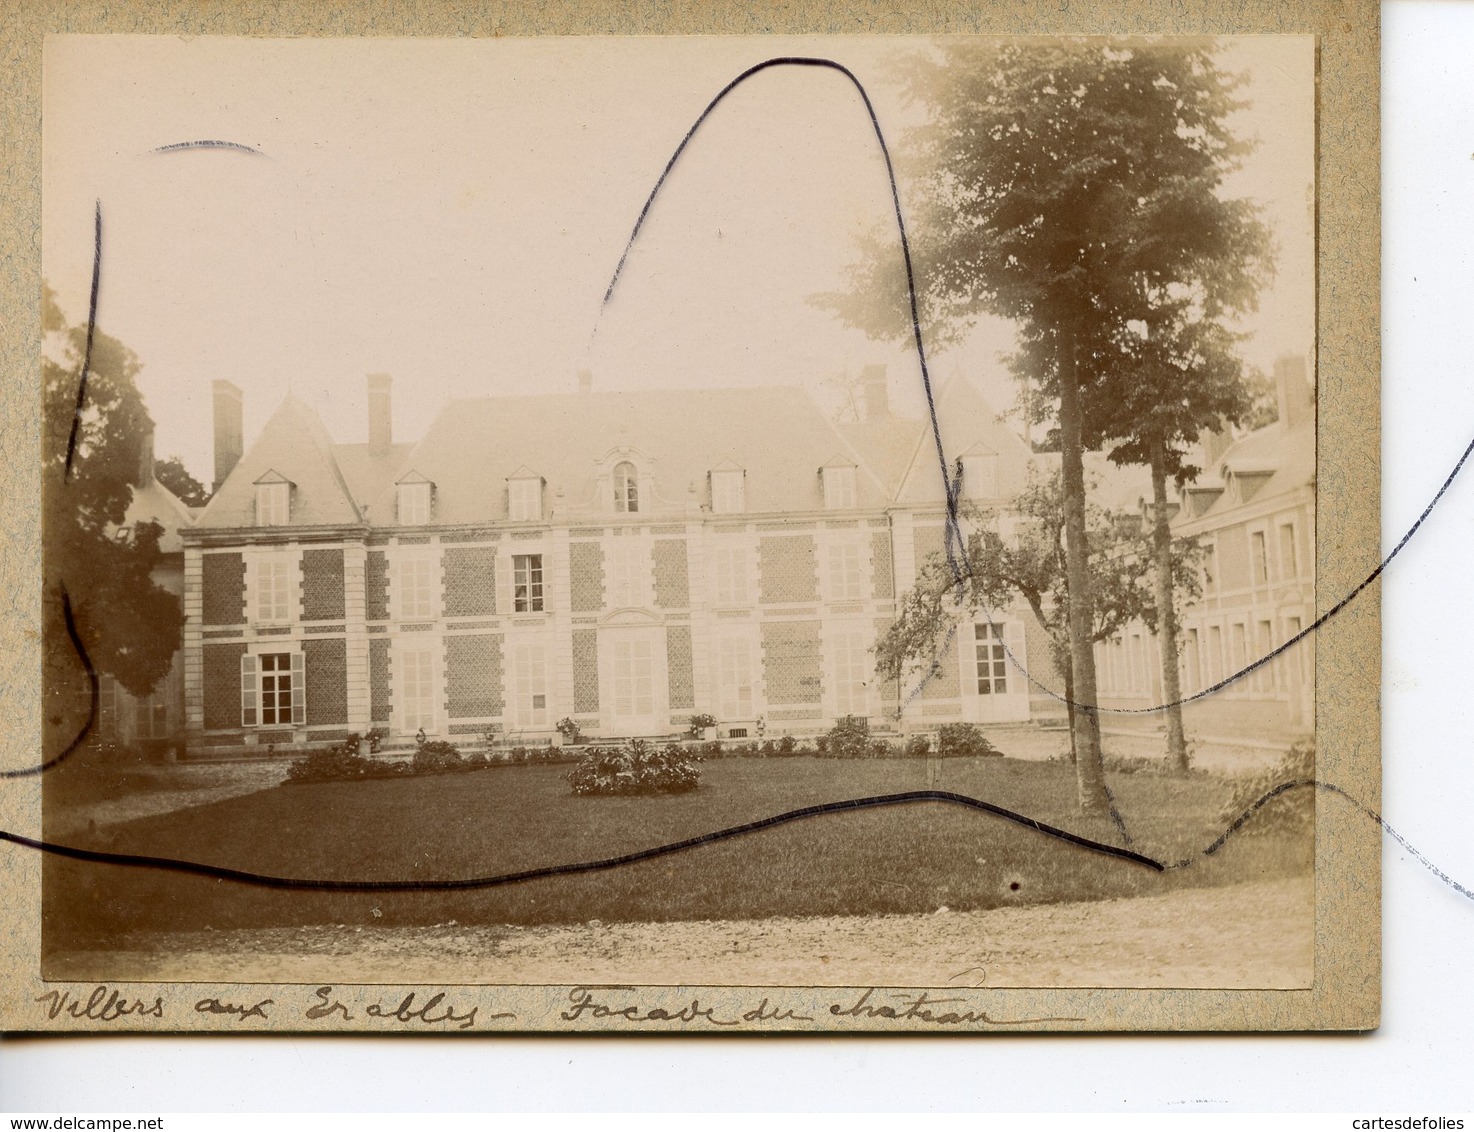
[614,461,639,513]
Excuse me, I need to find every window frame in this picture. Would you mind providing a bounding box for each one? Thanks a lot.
[397,481,433,525]
[961,453,998,500]
[711,469,745,515]
[396,555,436,621]
[242,651,305,728]
[513,553,545,613]
[509,477,543,522]
[822,465,857,510]
[256,481,290,526]
[711,541,749,607]
[827,541,864,602]
[613,461,640,514]
[254,555,295,625]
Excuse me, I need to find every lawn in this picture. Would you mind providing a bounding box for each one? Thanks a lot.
[42,755,1311,948]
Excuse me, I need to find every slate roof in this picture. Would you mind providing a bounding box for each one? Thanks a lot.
[1175,415,1315,528]
[198,380,1038,531]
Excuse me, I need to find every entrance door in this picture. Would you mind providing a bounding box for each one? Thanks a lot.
[602,629,667,736]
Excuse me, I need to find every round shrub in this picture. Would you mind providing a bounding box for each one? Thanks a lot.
[285,741,373,784]
[937,722,1001,758]
[824,715,871,759]
[412,738,465,775]
[904,734,932,758]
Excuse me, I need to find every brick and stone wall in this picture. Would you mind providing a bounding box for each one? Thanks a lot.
[652,540,690,608]
[365,551,389,620]
[201,553,246,626]
[570,541,604,612]
[759,535,818,604]
[870,531,894,599]
[301,549,346,621]
[303,638,348,726]
[913,525,945,571]
[571,628,599,713]
[760,620,823,705]
[445,633,503,718]
[202,641,247,729]
[666,624,694,710]
[442,546,497,617]
[369,637,392,724]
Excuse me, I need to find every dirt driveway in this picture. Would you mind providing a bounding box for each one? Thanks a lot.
[50,876,1311,989]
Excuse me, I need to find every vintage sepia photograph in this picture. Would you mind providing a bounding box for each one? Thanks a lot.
[22,30,1335,1029]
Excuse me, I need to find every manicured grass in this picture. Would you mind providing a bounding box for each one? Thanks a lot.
[43,756,1311,947]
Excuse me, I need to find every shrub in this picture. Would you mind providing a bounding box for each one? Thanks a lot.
[865,737,897,759]
[904,734,932,758]
[937,722,1001,758]
[777,734,798,756]
[412,738,465,775]
[824,715,871,759]
[703,740,724,759]
[568,739,702,796]
[464,749,489,769]
[1219,738,1316,840]
[285,741,373,784]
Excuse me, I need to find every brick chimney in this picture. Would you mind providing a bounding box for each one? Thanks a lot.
[861,364,889,421]
[212,380,243,492]
[136,420,156,487]
[1274,355,1313,430]
[367,373,392,456]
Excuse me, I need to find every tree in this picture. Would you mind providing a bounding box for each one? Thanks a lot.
[819,40,1261,810]
[43,285,184,751]
[154,454,211,507]
[875,473,1201,762]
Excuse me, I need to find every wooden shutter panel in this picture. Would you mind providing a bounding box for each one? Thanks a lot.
[290,652,306,725]
[240,654,258,726]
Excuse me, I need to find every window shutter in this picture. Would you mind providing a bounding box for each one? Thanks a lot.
[290,652,306,725]
[497,554,513,617]
[240,654,258,726]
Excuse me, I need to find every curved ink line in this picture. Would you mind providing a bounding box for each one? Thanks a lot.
[599,56,966,578]
[1,592,100,780]
[149,140,265,157]
[0,789,1163,892]
[63,202,103,481]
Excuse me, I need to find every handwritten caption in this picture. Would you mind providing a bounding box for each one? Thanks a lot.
[35,983,1077,1030]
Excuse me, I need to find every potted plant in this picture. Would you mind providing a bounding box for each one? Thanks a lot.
[556,717,583,746]
[688,712,718,741]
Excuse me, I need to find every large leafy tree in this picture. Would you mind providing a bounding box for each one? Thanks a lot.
[820,39,1262,810]
[43,285,184,750]
[876,474,1201,762]
[154,454,211,507]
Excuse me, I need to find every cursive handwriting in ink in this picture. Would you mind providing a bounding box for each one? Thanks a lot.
[35,985,164,1022]
[365,991,482,1030]
[195,996,273,1021]
[561,986,742,1026]
[305,985,354,1021]
[741,997,814,1023]
[829,988,1084,1026]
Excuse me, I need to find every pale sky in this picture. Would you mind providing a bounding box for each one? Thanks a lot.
[42,35,1315,484]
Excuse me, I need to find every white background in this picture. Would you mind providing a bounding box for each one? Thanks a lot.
[3,2,1473,1112]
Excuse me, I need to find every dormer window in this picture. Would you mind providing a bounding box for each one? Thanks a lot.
[254,473,292,526]
[395,471,434,525]
[614,461,639,513]
[821,464,857,510]
[398,481,432,525]
[961,452,998,499]
[711,466,745,514]
[508,471,543,522]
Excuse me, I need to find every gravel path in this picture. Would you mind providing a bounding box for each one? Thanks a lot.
[50,876,1312,989]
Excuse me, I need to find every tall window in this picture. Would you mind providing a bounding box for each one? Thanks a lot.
[1251,530,1270,584]
[398,557,435,620]
[397,482,432,525]
[614,461,639,513]
[822,466,857,510]
[606,540,646,608]
[513,641,549,727]
[611,637,655,718]
[513,554,544,612]
[1231,623,1248,676]
[717,635,755,719]
[509,478,542,522]
[242,652,304,727]
[974,623,1008,695]
[256,557,293,623]
[827,542,864,601]
[1255,620,1275,692]
[1207,625,1224,684]
[1279,522,1298,579]
[831,626,869,717]
[400,645,435,732]
[711,543,748,606]
[711,469,745,514]
[256,482,289,526]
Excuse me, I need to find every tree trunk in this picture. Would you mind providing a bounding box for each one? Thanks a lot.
[1056,329,1110,813]
[1062,653,1077,764]
[1149,439,1191,772]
